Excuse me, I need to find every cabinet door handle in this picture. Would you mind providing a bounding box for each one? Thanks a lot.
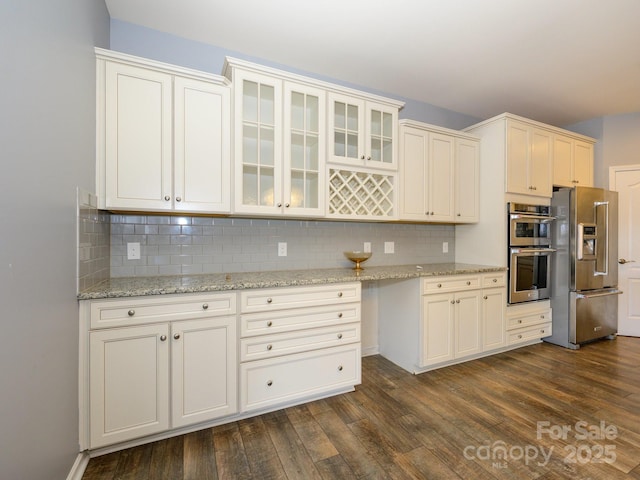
[338,292,343,298]
[267,298,273,304]
[457,213,461,217]
[451,300,455,304]
[277,202,282,207]
[202,303,208,310]
[337,333,343,339]
[267,321,273,327]
[540,329,546,334]
[160,335,167,341]
[466,281,471,285]
[483,295,488,300]
[540,315,545,319]
[518,319,523,324]
[493,278,498,283]
[360,155,365,160]
[175,197,181,202]
[437,283,442,288]
[164,195,171,201]
[285,203,290,208]
[338,365,343,371]
[267,344,273,351]
[518,334,523,339]
[366,156,371,161]
[127,309,135,317]
[267,380,273,386]
[338,313,343,318]
[173,333,180,340]
[456,299,460,304]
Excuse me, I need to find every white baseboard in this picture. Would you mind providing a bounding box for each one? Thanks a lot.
[66,452,90,480]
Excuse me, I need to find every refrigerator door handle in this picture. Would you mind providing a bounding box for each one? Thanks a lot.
[575,289,623,299]
[577,223,584,260]
[594,201,609,276]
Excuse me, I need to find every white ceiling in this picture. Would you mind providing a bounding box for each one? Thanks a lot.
[105,0,640,126]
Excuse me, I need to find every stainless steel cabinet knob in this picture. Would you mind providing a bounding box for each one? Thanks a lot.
[160,335,167,341]
[451,300,455,304]
[128,309,135,317]
[202,303,208,310]
[437,283,442,288]
[361,155,365,160]
[285,203,290,208]
[267,298,273,303]
[267,321,273,327]
[267,380,273,386]
[337,333,343,339]
[483,295,488,300]
[338,292,343,298]
[176,197,181,202]
[493,278,498,283]
[267,344,273,351]
[277,203,282,207]
[338,313,343,318]
[164,195,170,201]
[173,333,180,340]
[338,365,343,371]
[456,299,460,304]
[466,281,471,285]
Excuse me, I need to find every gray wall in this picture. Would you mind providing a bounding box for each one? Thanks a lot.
[110,19,481,131]
[565,112,640,188]
[0,1,109,479]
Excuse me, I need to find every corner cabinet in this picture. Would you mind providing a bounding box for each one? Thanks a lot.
[378,272,507,374]
[80,292,237,450]
[399,120,479,223]
[96,49,231,214]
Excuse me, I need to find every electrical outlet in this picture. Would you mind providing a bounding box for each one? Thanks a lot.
[127,242,141,260]
[364,242,372,253]
[278,242,287,257]
[442,242,449,253]
[384,241,395,254]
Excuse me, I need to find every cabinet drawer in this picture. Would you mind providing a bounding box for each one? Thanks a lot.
[507,310,551,330]
[482,272,506,288]
[507,323,552,345]
[240,344,361,412]
[240,323,360,362]
[240,283,360,313]
[240,303,360,337]
[90,293,236,329]
[422,275,480,294]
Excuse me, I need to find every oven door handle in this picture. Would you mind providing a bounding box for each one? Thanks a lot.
[510,248,557,255]
[510,214,556,222]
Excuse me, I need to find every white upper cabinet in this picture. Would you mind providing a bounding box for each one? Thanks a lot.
[227,61,326,217]
[97,49,231,213]
[328,93,399,170]
[399,120,479,223]
[553,135,594,187]
[506,119,553,197]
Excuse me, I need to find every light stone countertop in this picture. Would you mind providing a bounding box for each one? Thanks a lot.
[77,263,505,300]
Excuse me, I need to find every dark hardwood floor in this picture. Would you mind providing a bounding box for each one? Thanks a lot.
[83,336,640,479]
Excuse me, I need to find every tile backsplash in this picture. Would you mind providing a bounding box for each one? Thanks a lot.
[77,190,110,291]
[109,215,455,277]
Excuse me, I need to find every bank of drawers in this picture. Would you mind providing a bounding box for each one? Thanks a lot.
[239,283,361,412]
[506,302,552,346]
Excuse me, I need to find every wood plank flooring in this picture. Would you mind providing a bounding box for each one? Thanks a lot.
[83,336,640,479]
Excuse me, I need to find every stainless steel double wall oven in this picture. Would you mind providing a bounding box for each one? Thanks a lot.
[508,203,556,304]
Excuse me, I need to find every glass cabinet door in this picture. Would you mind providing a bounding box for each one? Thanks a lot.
[234,72,282,213]
[366,103,397,168]
[329,93,364,165]
[284,83,325,216]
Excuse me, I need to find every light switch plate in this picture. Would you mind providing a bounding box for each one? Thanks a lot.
[364,242,372,253]
[278,242,287,257]
[384,241,394,254]
[442,242,449,253]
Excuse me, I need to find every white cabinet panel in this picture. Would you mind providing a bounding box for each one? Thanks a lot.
[89,324,170,448]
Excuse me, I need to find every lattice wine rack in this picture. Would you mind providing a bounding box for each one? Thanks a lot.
[328,168,396,218]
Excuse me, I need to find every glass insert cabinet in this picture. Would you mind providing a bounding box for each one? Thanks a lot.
[232,68,325,217]
[328,92,398,170]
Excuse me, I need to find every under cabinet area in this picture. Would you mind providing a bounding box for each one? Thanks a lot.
[96,49,231,214]
[80,292,237,449]
[378,272,507,374]
[238,283,362,412]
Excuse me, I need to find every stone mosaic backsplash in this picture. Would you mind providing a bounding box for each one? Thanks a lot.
[109,214,455,277]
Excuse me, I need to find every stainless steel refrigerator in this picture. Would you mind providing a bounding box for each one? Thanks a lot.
[545,186,621,349]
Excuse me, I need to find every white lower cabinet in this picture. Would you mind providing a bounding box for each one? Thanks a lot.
[81,293,237,449]
[239,283,362,412]
[379,272,508,374]
[506,301,552,346]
